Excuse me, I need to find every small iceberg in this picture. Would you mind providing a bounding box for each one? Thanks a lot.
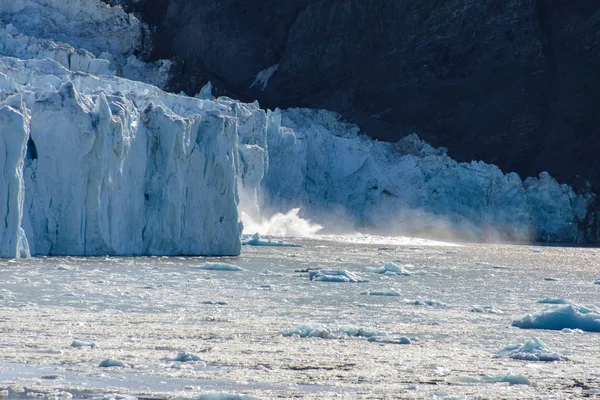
[538,297,571,305]
[495,337,567,361]
[309,269,367,282]
[192,263,246,272]
[99,359,127,367]
[512,304,600,332]
[242,233,302,247]
[364,263,414,276]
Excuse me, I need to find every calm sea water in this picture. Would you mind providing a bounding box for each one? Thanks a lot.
[0,236,599,399]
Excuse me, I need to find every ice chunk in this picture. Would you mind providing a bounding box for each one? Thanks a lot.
[99,359,126,367]
[512,304,600,332]
[192,263,246,272]
[71,340,95,348]
[495,337,567,361]
[308,269,367,282]
[364,263,414,275]
[241,233,302,247]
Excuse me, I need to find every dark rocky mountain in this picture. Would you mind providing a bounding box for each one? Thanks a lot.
[106,0,600,240]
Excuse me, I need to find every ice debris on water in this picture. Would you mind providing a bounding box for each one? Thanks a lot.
[283,325,387,339]
[171,393,263,400]
[512,304,600,332]
[192,263,246,272]
[308,269,367,282]
[71,340,95,348]
[241,233,302,247]
[495,337,567,361]
[364,262,414,275]
[98,359,126,368]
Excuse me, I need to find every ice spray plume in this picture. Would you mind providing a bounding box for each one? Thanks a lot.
[240,208,322,237]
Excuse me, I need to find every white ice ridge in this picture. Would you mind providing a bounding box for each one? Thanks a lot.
[0,56,241,257]
[236,106,593,243]
[0,0,171,87]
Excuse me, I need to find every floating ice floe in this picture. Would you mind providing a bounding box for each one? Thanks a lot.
[538,297,571,305]
[470,305,504,314]
[364,262,414,276]
[361,289,401,296]
[308,269,367,282]
[171,393,263,400]
[512,304,600,332]
[192,263,246,272]
[98,359,126,368]
[241,233,302,247]
[495,337,567,361]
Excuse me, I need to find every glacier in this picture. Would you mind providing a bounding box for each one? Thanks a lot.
[0,0,595,257]
[0,57,241,257]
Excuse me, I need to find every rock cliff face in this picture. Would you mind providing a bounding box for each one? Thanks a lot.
[107,0,600,195]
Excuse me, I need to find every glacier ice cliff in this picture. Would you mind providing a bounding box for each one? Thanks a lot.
[0,57,241,257]
[0,0,596,256]
[231,104,593,243]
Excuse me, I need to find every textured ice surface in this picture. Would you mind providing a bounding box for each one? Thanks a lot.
[0,57,241,257]
[512,304,600,332]
[0,240,600,398]
[0,0,170,87]
[496,337,567,361]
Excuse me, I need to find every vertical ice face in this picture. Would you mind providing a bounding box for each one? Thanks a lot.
[1,57,242,256]
[0,98,29,258]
